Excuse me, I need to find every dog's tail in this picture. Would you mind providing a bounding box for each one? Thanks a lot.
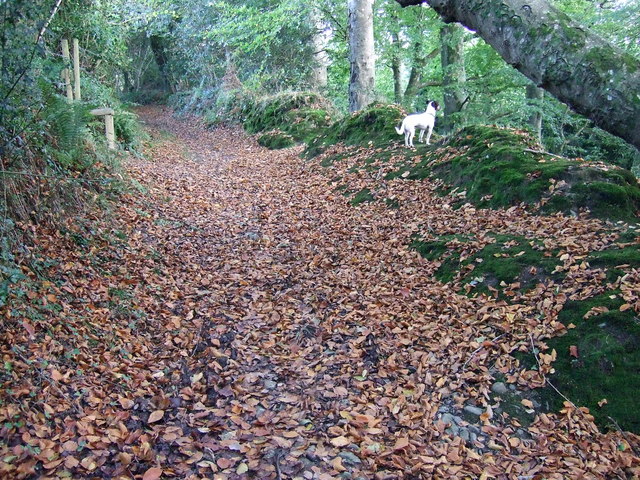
[395,122,404,135]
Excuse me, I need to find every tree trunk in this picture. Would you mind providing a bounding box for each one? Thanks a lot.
[403,42,426,109]
[403,46,440,109]
[440,22,467,134]
[390,31,403,104]
[309,7,329,91]
[348,0,375,112]
[395,0,640,150]
[149,35,170,91]
[526,84,544,143]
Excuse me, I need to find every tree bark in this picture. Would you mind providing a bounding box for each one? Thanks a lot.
[395,0,640,150]
[526,84,544,143]
[440,23,467,134]
[390,31,403,104]
[403,46,440,109]
[309,7,329,91]
[348,0,376,112]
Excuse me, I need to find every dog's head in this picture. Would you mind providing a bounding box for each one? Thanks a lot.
[429,100,440,111]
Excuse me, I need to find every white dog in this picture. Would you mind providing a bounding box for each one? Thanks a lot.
[395,100,440,148]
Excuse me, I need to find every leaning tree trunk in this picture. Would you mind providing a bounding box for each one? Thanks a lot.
[403,46,440,109]
[526,84,544,144]
[395,0,640,150]
[440,22,467,134]
[348,0,375,112]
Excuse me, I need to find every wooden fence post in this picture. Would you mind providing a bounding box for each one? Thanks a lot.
[72,38,81,101]
[90,108,116,150]
[61,39,73,102]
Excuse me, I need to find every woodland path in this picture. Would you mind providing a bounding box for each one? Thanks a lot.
[3,106,638,479]
[120,106,637,479]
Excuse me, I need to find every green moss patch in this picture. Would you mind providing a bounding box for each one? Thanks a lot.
[242,91,334,147]
[304,104,405,159]
[411,233,562,297]
[383,125,640,222]
[257,130,296,149]
[519,291,640,433]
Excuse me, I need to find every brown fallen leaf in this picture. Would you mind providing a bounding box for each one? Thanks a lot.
[148,410,165,423]
[142,467,163,480]
[569,345,579,358]
[330,435,350,447]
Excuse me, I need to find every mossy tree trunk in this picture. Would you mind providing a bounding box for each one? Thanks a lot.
[348,0,375,112]
[396,0,640,150]
[390,31,403,104]
[440,23,467,134]
[526,84,544,144]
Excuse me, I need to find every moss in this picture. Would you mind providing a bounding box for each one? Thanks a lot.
[304,104,405,159]
[350,188,375,206]
[411,233,562,297]
[571,181,640,221]
[241,91,334,148]
[257,130,296,149]
[519,292,640,433]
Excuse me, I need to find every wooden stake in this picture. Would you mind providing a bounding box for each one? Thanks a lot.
[72,38,81,101]
[90,108,116,150]
[105,114,115,150]
[61,39,73,102]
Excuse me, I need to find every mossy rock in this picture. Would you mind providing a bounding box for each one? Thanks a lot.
[304,103,405,159]
[257,130,296,149]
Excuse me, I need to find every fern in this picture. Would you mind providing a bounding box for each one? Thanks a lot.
[41,86,93,170]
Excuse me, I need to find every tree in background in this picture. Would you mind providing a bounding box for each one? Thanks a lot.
[348,0,376,112]
[440,22,466,133]
[395,0,640,150]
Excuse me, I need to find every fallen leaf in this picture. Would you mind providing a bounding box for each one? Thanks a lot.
[148,410,165,423]
[330,435,350,447]
[142,467,163,480]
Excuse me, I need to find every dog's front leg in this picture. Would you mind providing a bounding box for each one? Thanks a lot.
[425,125,433,145]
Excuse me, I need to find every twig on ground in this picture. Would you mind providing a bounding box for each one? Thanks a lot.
[462,333,506,370]
[607,416,640,457]
[524,148,565,159]
[528,333,577,409]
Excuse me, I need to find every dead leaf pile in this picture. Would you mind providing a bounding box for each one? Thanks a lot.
[0,106,638,479]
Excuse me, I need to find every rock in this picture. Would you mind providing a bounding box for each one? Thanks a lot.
[463,405,483,416]
[491,382,508,395]
[446,425,460,436]
[263,380,277,390]
[339,452,362,465]
[440,413,455,426]
[459,429,471,442]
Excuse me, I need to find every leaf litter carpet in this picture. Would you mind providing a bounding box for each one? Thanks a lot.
[1,105,639,479]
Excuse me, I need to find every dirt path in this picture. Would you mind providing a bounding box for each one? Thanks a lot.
[123,106,638,478]
[2,106,638,479]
